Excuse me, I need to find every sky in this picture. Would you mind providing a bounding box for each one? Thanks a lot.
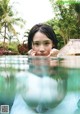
[10,0,54,42]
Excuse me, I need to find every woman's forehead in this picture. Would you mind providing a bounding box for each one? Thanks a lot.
[33,32,51,41]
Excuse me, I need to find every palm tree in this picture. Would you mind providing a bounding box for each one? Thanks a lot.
[74,3,80,38]
[0,0,25,44]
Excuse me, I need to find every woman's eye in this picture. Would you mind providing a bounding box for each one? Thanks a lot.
[33,42,40,46]
[35,43,39,46]
[33,41,51,46]
[44,42,50,45]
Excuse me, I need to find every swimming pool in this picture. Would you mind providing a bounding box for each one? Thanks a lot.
[0,55,80,114]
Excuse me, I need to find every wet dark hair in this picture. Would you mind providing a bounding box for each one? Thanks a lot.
[28,23,58,50]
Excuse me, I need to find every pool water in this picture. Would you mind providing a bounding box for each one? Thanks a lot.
[0,55,80,114]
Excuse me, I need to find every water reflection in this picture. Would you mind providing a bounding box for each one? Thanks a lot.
[0,55,28,111]
[58,56,80,114]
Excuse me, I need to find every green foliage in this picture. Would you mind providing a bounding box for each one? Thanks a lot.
[0,5,3,18]
[48,0,80,47]
[7,42,19,52]
[0,41,19,54]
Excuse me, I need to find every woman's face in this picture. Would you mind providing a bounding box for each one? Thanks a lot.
[32,32,53,56]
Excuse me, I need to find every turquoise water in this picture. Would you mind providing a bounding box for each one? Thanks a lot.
[0,56,80,114]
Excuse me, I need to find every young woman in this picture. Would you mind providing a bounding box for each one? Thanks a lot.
[27,23,59,57]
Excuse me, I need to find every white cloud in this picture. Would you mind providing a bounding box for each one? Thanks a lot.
[11,0,54,28]
[10,0,54,42]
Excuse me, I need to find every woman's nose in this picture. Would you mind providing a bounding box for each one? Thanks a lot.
[39,45,45,52]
